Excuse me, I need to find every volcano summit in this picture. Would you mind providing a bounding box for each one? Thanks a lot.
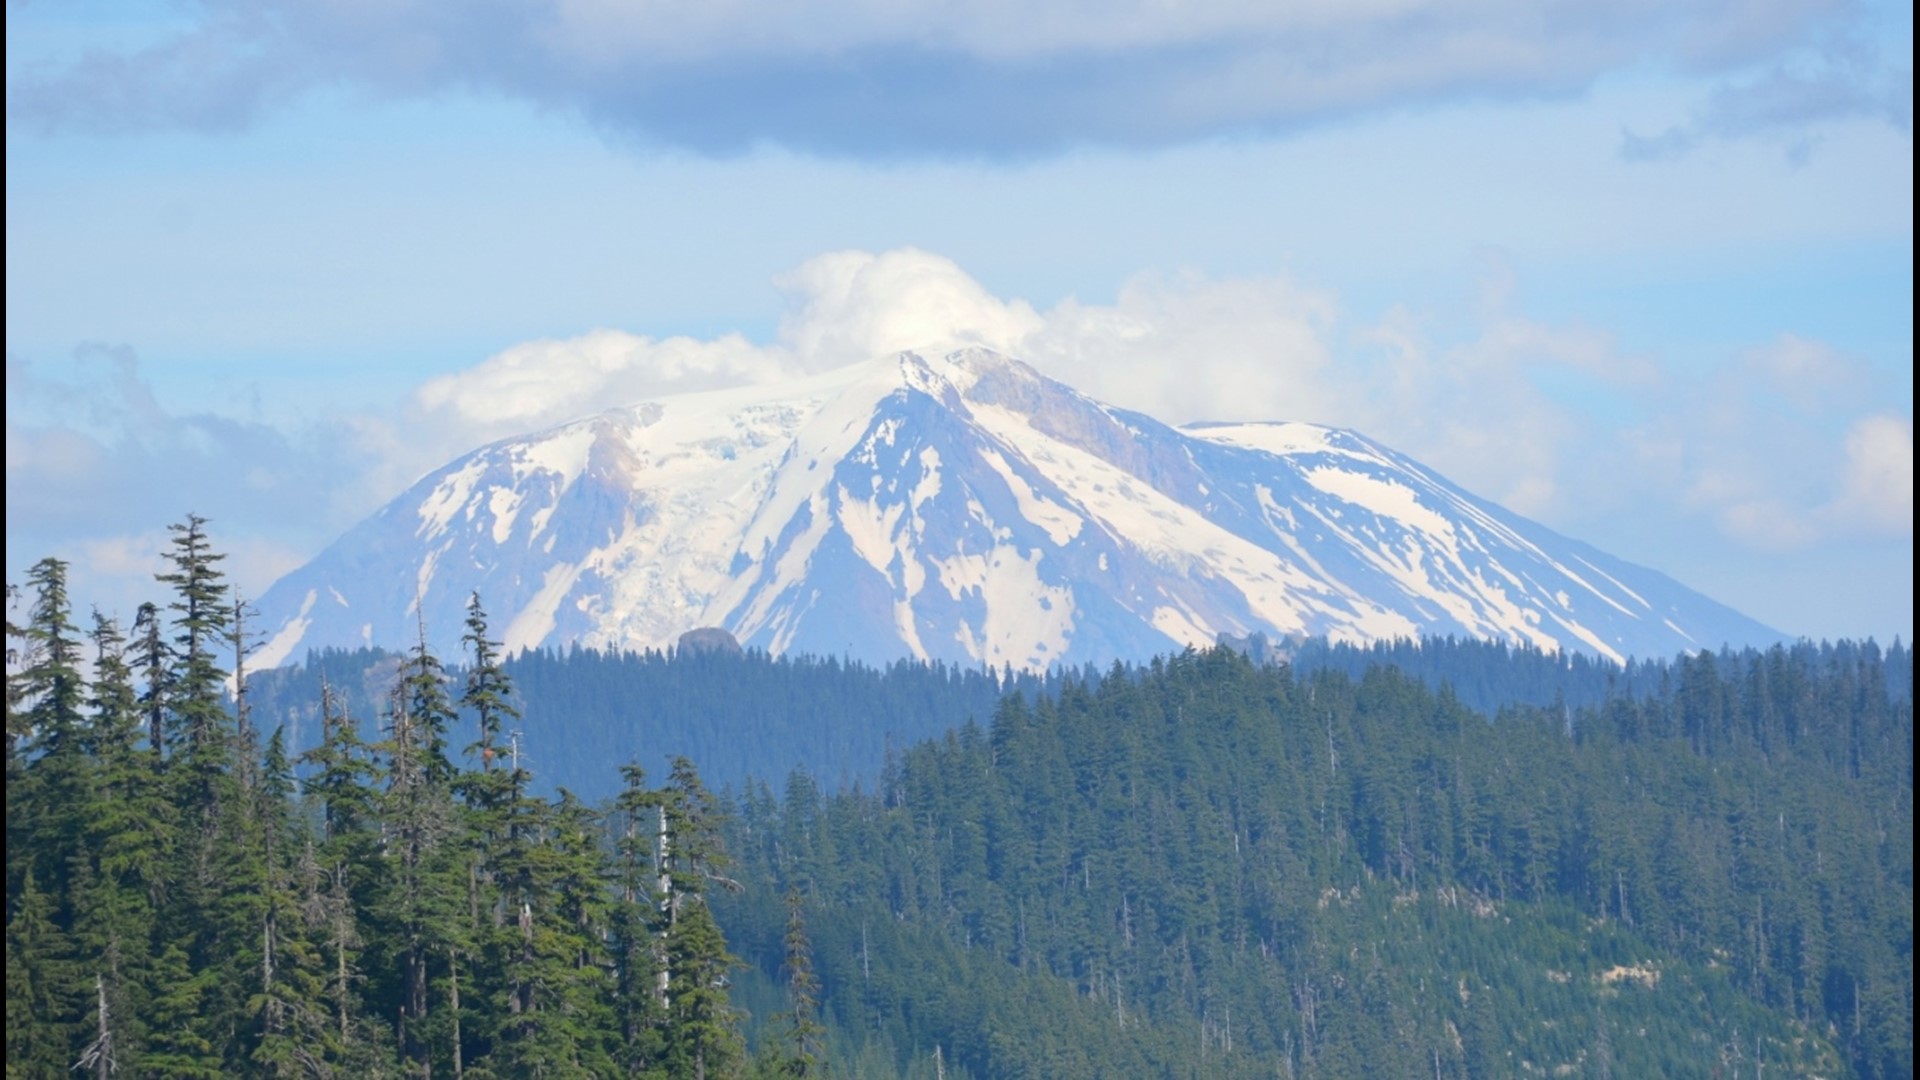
[254,349,1779,669]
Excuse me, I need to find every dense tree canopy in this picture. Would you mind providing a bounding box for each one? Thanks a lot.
[719,643,1911,1078]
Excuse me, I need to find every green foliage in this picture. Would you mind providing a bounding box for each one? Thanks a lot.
[7,523,755,1078]
[247,642,1076,798]
[7,522,1910,1078]
[720,644,1910,1079]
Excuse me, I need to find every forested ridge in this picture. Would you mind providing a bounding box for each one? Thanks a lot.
[8,517,1913,1077]
[245,645,1076,800]
[720,642,1911,1077]
[245,631,1912,801]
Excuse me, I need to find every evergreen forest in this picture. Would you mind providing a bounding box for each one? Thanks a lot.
[7,517,1913,1078]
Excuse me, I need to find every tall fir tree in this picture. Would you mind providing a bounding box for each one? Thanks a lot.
[761,887,826,1078]
[660,757,746,1080]
[371,645,464,1077]
[611,763,668,1074]
[69,611,169,1077]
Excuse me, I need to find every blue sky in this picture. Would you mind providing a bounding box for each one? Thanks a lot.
[6,0,1912,647]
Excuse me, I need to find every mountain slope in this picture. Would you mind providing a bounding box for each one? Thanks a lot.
[254,349,1780,668]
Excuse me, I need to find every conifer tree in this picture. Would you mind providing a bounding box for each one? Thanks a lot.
[401,616,460,789]
[150,515,268,1074]
[155,515,233,768]
[660,756,746,1080]
[22,557,86,757]
[13,559,93,912]
[248,727,346,1076]
[483,790,617,1077]
[5,581,27,767]
[611,762,668,1074]
[131,601,168,755]
[371,676,462,1077]
[68,611,168,1076]
[452,592,516,1075]
[771,887,826,1077]
[7,871,81,1075]
[303,681,381,845]
[460,592,519,786]
[291,679,387,1070]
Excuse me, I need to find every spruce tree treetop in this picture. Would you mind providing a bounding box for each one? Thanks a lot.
[22,557,85,757]
[155,514,233,765]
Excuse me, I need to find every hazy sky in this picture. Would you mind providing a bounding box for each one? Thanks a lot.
[6,0,1913,647]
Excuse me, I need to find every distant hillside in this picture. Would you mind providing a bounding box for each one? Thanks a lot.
[719,641,1913,1078]
[246,635,1912,799]
[244,644,1078,797]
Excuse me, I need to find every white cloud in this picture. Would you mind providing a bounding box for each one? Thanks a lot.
[1831,414,1913,534]
[1022,269,1340,426]
[1604,331,1909,553]
[778,249,1044,370]
[1742,330,1869,408]
[414,329,790,431]
[1716,498,1823,551]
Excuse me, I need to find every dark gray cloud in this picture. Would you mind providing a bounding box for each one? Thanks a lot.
[5,0,1881,157]
[1622,49,1912,162]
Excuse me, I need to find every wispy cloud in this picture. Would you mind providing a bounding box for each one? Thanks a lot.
[7,0,1881,157]
[1622,46,1912,163]
[5,346,374,612]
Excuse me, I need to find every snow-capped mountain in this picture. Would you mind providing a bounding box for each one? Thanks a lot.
[253,348,1780,670]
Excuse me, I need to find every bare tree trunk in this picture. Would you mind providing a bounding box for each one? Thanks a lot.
[657,804,672,1007]
[449,947,464,1080]
[263,908,279,1039]
[74,973,116,1079]
[330,864,352,1046]
[408,942,430,1078]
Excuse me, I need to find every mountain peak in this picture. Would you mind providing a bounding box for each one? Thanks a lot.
[254,351,1780,670]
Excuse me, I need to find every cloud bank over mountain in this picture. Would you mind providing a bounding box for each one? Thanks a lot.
[400,249,1910,544]
[8,249,1905,645]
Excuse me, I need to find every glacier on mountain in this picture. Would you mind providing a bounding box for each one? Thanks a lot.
[253,348,1780,670]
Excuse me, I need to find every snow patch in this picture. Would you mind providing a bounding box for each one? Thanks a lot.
[837,484,908,578]
[503,561,585,654]
[911,447,943,510]
[1303,467,1454,541]
[978,447,1082,545]
[516,426,598,483]
[1574,555,1652,610]
[251,589,316,670]
[417,460,485,539]
[1185,421,1336,456]
[489,486,525,544]
[942,544,1075,669]
[1150,604,1213,648]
